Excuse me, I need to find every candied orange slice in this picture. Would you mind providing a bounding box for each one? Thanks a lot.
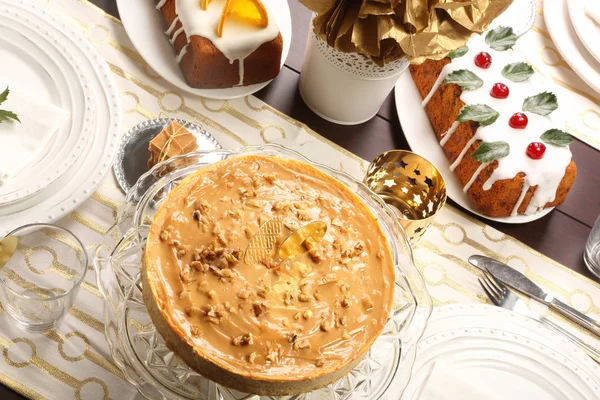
[200,0,211,10]
[217,0,269,37]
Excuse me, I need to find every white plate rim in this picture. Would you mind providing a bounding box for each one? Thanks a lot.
[0,0,121,235]
[116,0,292,100]
[0,7,95,204]
[394,72,554,224]
[400,303,600,399]
[567,0,600,65]
[545,0,600,94]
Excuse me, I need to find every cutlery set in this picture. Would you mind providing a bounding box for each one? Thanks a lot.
[469,255,600,363]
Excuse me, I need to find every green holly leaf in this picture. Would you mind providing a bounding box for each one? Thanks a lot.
[485,27,517,51]
[456,104,500,126]
[448,45,469,59]
[0,87,9,105]
[0,110,20,123]
[522,92,559,116]
[443,69,484,90]
[0,87,20,124]
[471,141,510,162]
[501,62,535,82]
[540,129,573,147]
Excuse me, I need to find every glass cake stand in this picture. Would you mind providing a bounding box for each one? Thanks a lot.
[93,144,432,400]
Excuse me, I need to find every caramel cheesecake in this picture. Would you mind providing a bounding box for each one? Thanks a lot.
[143,155,395,395]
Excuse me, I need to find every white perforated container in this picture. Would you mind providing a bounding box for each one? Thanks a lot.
[299,29,409,125]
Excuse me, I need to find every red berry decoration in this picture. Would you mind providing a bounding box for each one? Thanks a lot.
[490,83,509,99]
[526,142,546,160]
[509,112,528,129]
[474,52,492,68]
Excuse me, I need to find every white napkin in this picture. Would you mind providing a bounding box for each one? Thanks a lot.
[586,2,600,25]
[0,86,68,185]
[414,362,503,400]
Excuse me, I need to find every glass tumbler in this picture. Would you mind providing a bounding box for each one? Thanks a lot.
[0,223,87,332]
[584,216,600,279]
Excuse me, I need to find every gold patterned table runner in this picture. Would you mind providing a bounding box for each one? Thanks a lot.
[0,1,598,399]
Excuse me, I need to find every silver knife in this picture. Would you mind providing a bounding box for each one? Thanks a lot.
[469,255,600,338]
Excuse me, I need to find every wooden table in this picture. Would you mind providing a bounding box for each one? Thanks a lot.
[2,1,598,399]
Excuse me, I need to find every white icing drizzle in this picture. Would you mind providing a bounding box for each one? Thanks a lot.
[449,135,479,171]
[237,59,245,86]
[170,26,185,44]
[166,17,180,35]
[173,0,280,85]
[440,121,460,147]
[464,162,490,192]
[176,44,189,63]
[425,34,572,215]
[511,183,530,216]
[156,0,168,10]
[422,72,446,107]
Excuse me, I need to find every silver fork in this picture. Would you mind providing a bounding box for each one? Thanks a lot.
[479,269,600,364]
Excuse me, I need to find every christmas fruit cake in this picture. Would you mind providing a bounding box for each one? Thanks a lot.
[156,0,283,89]
[142,155,395,395]
[409,27,576,218]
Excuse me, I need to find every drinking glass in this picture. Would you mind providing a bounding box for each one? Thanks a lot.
[0,223,87,332]
[584,216,600,279]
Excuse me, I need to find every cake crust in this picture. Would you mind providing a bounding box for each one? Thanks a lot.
[409,58,577,217]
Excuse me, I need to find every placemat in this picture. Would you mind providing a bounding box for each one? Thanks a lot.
[0,1,598,399]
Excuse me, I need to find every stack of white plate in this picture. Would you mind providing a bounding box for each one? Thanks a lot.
[545,0,600,94]
[0,0,121,235]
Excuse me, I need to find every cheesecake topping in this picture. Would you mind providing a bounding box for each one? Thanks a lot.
[145,155,395,378]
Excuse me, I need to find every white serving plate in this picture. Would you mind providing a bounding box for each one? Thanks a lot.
[0,0,121,235]
[567,0,600,66]
[0,10,95,205]
[401,304,600,400]
[545,0,600,94]
[116,0,291,100]
[394,72,553,224]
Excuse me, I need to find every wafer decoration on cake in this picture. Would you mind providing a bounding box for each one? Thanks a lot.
[409,27,576,218]
[148,120,198,168]
[243,216,282,265]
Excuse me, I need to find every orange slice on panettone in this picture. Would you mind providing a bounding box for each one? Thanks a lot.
[217,0,269,37]
[200,0,211,10]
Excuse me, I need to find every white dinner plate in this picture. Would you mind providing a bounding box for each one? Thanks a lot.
[491,0,537,36]
[0,0,121,235]
[394,72,553,224]
[0,9,95,205]
[567,0,600,65]
[401,304,600,400]
[545,0,600,94]
[116,0,291,100]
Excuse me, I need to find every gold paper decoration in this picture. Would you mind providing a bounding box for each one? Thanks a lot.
[299,0,513,65]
